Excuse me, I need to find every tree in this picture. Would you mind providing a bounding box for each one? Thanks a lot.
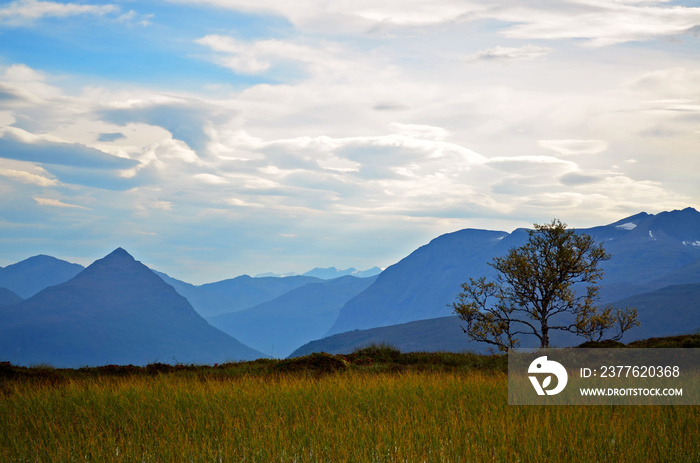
[451,219,639,351]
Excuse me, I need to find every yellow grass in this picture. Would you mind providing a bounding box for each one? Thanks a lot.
[1,371,697,462]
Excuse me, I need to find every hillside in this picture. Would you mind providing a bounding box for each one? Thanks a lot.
[209,275,377,358]
[155,271,322,318]
[292,281,700,356]
[0,287,22,307]
[615,283,700,341]
[326,228,513,335]
[0,248,263,367]
[327,208,700,336]
[0,255,84,298]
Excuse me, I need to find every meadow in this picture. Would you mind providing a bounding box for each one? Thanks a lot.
[1,343,698,462]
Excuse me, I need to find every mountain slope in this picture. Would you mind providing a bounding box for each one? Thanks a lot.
[209,275,377,358]
[291,316,474,357]
[291,281,700,357]
[0,287,23,307]
[327,208,700,336]
[155,271,322,318]
[613,283,700,341]
[0,255,84,298]
[302,267,382,279]
[326,228,514,335]
[0,248,263,367]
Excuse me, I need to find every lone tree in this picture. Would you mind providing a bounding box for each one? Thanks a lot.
[452,219,639,351]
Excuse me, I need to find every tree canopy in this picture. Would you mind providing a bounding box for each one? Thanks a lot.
[452,219,639,351]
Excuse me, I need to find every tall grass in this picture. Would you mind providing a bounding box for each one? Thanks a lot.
[1,370,697,462]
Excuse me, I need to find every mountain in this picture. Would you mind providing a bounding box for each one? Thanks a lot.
[0,248,263,367]
[327,208,700,336]
[326,228,514,335]
[292,281,700,357]
[0,255,84,298]
[613,283,700,341]
[0,287,23,307]
[209,275,377,358]
[155,272,322,318]
[586,207,700,300]
[290,316,474,357]
[302,267,382,279]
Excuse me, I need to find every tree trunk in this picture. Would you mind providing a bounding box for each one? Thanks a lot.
[541,324,550,349]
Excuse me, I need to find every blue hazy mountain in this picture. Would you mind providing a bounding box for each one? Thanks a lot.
[0,255,84,298]
[326,228,514,335]
[291,316,474,357]
[302,267,383,279]
[208,275,377,358]
[613,283,700,341]
[0,287,22,307]
[0,248,263,367]
[327,208,700,336]
[154,271,323,318]
[291,281,700,357]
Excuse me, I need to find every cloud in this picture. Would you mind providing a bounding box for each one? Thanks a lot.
[196,35,322,75]
[538,139,609,156]
[0,167,57,186]
[98,96,231,155]
[0,0,118,26]
[33,197,89,209]
[465,45,552,62]
[171,0,486,33]
[559,171,603,186]
[0,127,139,170]
[195,34,360,81]
[194,173,229,185]
[97,132,125,142]
[493,0,700,47]
[173,0,700,45]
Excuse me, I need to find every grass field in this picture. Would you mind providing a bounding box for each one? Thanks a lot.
[1,343,698,462]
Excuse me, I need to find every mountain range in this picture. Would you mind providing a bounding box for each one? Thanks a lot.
[0,207,698,365]
[208,275,377,358]
[0,248,262,367]
[327,207,700,337]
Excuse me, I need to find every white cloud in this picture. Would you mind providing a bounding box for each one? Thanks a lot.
[494,0,700,47]
[0,0,118,25]
[538,139,609,156]
[174,0,700,45]
[33,197,89,209]
[194,173,229,184]
[465,45,552,62]
[172,0,486,32]
[0,168,57,186]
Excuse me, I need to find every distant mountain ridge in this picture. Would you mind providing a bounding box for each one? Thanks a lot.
[154,271,323,318]
[302,267,383,279]
[209,275,378,358]
[1,207,698,363]
[0,255,84,298]
[0,287,22,307]
[0,248,262,367]
[291,281,700,357]
[327,208,700,336]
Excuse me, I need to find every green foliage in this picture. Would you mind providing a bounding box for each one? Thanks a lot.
[453,219,640,351]
[627,333,700,348]
[274,352,350,374]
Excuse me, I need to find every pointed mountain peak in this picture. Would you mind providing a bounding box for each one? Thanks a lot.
[72,247,150,284]
[105,247,134,260]
[608,212,651,229]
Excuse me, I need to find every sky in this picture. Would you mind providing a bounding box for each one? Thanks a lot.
[0,0,699,283]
